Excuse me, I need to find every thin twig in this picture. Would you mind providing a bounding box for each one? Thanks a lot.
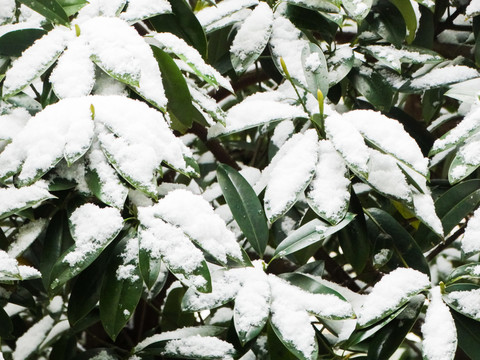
[426,224,467,262]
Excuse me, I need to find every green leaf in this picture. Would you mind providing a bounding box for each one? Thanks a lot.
[416,180,480,250]
[443,284,480,321]
[367,208,430,275]
[302,43,329,97]
[267,322,299,360]
[67,242,114,326]
[338,191,370,274]
[285,0,341,12]
[350,68,394,112]
[343,0,372,21]
[280,272,347,300]
[18,0,70,26]
[327,46,354,86]
[0,187,56,220]
[56,0,88,16]
[273,214,355,260]
[451,309,480,360]
[446,263,480,285]
[0,28,47,57]
[138,245,163,290]
[162,285,196,331]
[91,54,140,88]
[48,178,77,192]
[372,3,406,48]
[151,45,194,133]
[367,295,425,360]
[448,138,480,184]
[0,306,13,340]
[148,0,207,59]
[389,0,418,43]
[217,164,269,257]
[85,165,128,209]
[100,240,143,341]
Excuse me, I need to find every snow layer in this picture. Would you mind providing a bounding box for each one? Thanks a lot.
[422,286,457,360]
[306,140,350,224]
[445,288,480,319]
[8,218,47,257]
[75,0,126,22]
[0,108,30,141]
[12,316,54,360]
[0,0,15,24]
[120,0,171,23]
[357,268,430,326]
[461,207,480,256]
[410,65,479,90]
[197,0,259,33]
[163,335,235,359]
[64,203,123,266]
[264,129,319,222]
[466,0,480,17]
[0,183,54,218]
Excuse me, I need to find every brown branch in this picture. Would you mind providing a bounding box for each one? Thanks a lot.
[190,122,241,170]
[426,224,467,262]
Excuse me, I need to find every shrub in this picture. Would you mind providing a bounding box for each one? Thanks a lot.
[1,0,480,359]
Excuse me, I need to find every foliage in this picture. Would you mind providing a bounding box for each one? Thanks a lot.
[1,0,480,359]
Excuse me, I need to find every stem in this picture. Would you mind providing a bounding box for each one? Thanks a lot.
[426,224,467,262]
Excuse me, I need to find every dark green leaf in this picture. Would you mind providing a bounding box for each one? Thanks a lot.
[270,318,318,360]
[100,240,143,341]
[280,272,347,300]
[285,4,338,43]
[372,3,406,48]
[367,208,430,275]
[151,45,194,133]
[350,68,394,112]
[367,295,425,360]
[0,28,47,57]
[389,0,417,44]
[302,43,329,97]
[446,263,480,285]
[217,164,268,257]
[139,245,163,290]
[56,0,88,16]
[48,178,77,192]
[451,309,480,360]
[443,284,480,321]
[0,306,13,340]
[18,0,70,26]
[273,214,355,259]
[267,322,298,360]
[148,0,207,59]
[162,285,195,331]
[416,180,480,250]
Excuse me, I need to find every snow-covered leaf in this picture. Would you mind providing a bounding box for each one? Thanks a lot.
[306,140,350,224]
[461,207,480,257]
[325,113,370,177]
[344,110,429,176]
[444,287,480,321]
[402,65,480,92]
[422,286,457,360]
[163,335,236,359]
[446,263,480,284]
[7,218,47,257]
[50,37,95,99]
[196,0,259,34]
[208,97,306,138]
[448,134,480,184]
[363,45,442,73]
[151,32,233,92]
[285,0,340,12]
[12,315,54,360]
[85,139,128,209]
[0,249,41,282]
[264,129,319,223]
[343,0,372,21]
[0,183,55,220]
[75,0,126,22]
[302,43,329,96]
[466,1,480,17]
[273,215,355,259]
[327,45,354,86]
[50,204,123,292]
[0,107,30,141]
[155,189,243,265]
[412,191,444,237]
[230,2,273,74]
[3,27,72,98]
[81,17,167,110]
[120,0,172,23]
[357,268,430,327]
[138,204,212,293]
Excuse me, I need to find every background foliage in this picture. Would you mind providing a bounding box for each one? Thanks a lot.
[1,0,480,359]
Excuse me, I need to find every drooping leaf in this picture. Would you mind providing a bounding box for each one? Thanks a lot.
[343,0,372,21]
[217,164,268,257]
[0,28,47,57]
[389,0,418,43]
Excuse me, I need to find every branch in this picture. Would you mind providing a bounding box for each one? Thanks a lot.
[190,122,241,170]
[426,224,467,262]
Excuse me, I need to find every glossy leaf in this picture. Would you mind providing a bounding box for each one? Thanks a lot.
[451,309,480,360]
[217,164,268,257]
[273,214,355,259]
[389,0,418,43]
[18,0,70,25]
[0,28,47,57]
[350,67,394,112]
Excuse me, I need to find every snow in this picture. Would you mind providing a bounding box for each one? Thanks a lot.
[365,45,441,71]
[422,286,457,360]
[3,27,73,97]
[357,268,430,326]
[271,120,294,148]
[18,265,41,279]
[0,0,15,24]
[0,183,54,218]
[466,0,480,17]
[209,307,233,324]
[48,296,63,314]
[269,16,309,86]
[410,65,479,90]
[163,335,235,359]
[306,140,350,224]
[0,108,31,141]
[230,2,273,72]
[461,207,480,256]
[152,32,233,92]
[197,0,259,33]
[209,98,305,137]
[325,113,369,174]
[264,129,319,222]
[366,149,412,202]
[116,237,140,282]
[75,0,126,22]
[0,250,20,278]
[445,288,480,319]
[50,37,95,99]
[12,315,54,360]
[63,203,123,266]
[120,0,171,23]
[155,189,243,263]
[431,105,480,154]
[8,218,47,257]
[344,110,429,176]
[412,192,444,236]
[86,139,128,209]
[82,17,167,110]
[138,206,207,289]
